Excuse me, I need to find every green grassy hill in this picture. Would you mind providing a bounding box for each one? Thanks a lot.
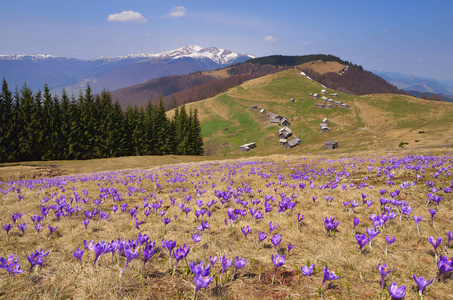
[169,68,453,157]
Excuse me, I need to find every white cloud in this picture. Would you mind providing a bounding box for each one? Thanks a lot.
[264,35,278,42]
[167,6,186,18]
[417,59,423,63]
[107,10,148,23]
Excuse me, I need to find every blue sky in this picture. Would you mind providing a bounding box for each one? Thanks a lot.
[1,0,451,80]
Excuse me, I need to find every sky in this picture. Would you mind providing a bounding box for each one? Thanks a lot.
[1,0,452,81]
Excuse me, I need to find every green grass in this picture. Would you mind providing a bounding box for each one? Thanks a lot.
[178,68,453,156]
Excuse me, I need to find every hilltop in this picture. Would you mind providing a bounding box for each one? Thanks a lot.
[110,54,406,109]
[167,67,453,156]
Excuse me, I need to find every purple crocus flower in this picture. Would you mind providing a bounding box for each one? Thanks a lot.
[366,227,380,250]
[197,221,210,232]
[302,263,315,279]
[269,221,278,233]
[172,246,186,274]
[413,275,433,300]
[297,213,305,230]
[163,217,171,229]
[112,205,118,213]
[366,200,373,211]
[271,253,285,282]
[356,234,369,254]
[427,236,443,261]
[0,253,23,280]
[47,225,58,240]
[220,255,233,280]
[447,231,453,252]
[287,243,294,254]
[232,256,247,278]
[162,239,176,267]
[183,206,192,220]
[142,241,156,272]
[27,249,49,278]
[241,225,251,240]
[413,215,422,236]
[323,217,339,235]
[429,209,437,228]
[17,223,26,236]
[119,244,141,278]
[389,282,406,299]
[193,262,213,298]
[192,233,201,245]
[352,217,360,234]
[321,266,339,289]
[270,233,282,252]
[350,201,359,211]
[378,263,394,290]
[258,231,267,245]
[11,212,23,223]
[342,201,349,211]
[209,255,218,267]
[92,241,107,269]
[385,235,395,255]
[134,218,145,230]
[437,255,453,281]
[83,219,90,232]
[3,224,11,237]
[73,247,84,264]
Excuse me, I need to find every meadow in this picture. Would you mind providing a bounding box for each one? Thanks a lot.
[176,68,453,157]
[1,149,452,299]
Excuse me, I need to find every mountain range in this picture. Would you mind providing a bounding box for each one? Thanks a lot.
[372,70,453,101]
[0,45,254,94]
[1,45,452,102]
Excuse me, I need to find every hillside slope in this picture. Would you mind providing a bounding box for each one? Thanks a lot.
[168,68,453,156]
[110,63,290,109]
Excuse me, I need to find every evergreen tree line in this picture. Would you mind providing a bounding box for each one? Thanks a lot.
[0,78,204,163]
[246,54,352,67]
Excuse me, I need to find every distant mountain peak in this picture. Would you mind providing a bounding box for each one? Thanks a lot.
[0,54,57,60]
[113,45,255,65]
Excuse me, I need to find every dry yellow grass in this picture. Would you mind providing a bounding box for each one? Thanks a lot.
[1,150,452,299]
[296,60,346,75]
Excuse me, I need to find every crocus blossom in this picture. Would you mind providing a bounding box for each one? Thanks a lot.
[366,227,380,250]
[389,282,406,299]
[413,274,433,300]
[271,253,285,281]
[321,266,340,289]
[356,234,369,254]
[302,263,315,279]
[0,253,23,280]
[192,261,212,298]
[378,263,394,290]
[427,236,443,261]
[73,247,84,264]
[385,235,395,255]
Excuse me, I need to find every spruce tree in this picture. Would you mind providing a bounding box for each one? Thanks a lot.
[0,78,16,162]
[153,98,171,155]
[79,85,97,159]
[59,89,71,159]
[188,109,204,155]
[17,82,40,161]
[67,94,82,159]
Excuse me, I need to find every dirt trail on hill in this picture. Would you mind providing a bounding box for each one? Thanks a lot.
[353,100,393,148]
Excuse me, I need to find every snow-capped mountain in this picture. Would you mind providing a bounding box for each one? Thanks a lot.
[86,45,253,63]
[0,46,254,93]
[109,45,255,65]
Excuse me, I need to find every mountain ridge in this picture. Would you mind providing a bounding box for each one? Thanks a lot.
[0,45,254,93]
[0,45,255,64]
